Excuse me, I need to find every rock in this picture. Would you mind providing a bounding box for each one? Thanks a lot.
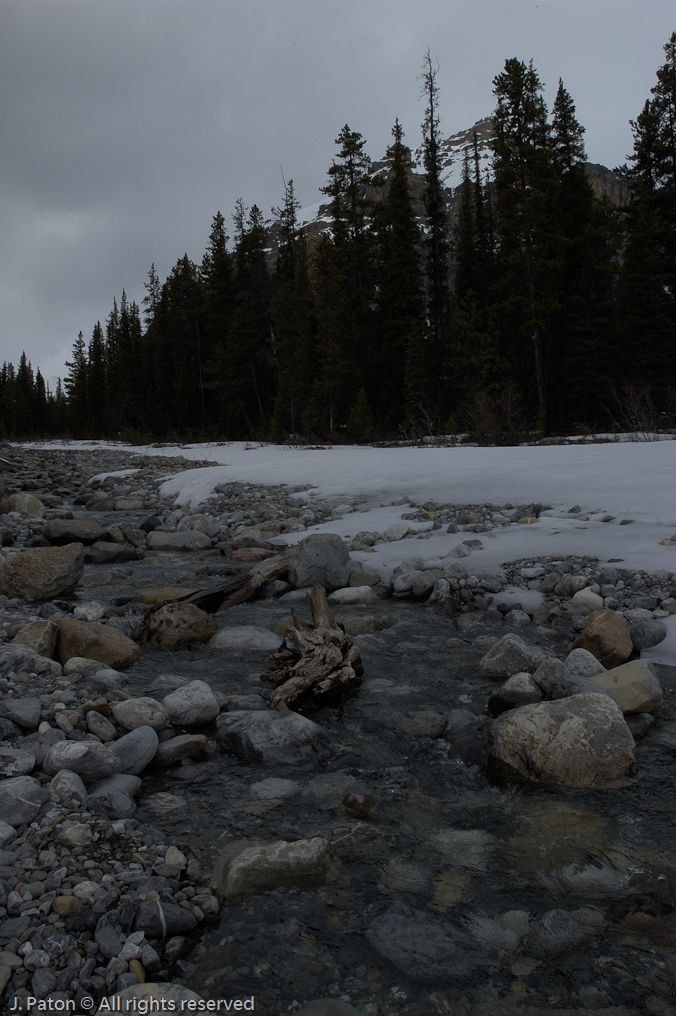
[56,617,142,669]
[141,586,199,606]
[569,587,605,615]
[43,741,123,783]
[468,910,530,955]
[0,644,62,678]
[111,726,160,774]
[367,902,496,984]
[0,776,49,825]
[144,602,219,650]
[11,618,59,657]
[476,633,552,679]
[629,619,667,650]
[146,531,213,551]
[411,569,444,598]
[86,541,141,564]
[0,747,36,777]
[209,626,281,651]
[550,673,614,700]
[112,698,169,732]
[97,984,205,1015]
[52,896,81,916]
[86,774,138,819]
[570,609,633,668]
[384,522,410,542]
[216,710,328,764]
[327,585,378,605]
[42,518,106,544]
[287,534,350,592]
[7,492,46,517]
[487,672,544,717]
[133,900,197,938]
[564,648,606,678]
[531,658,567,695]
[480,693,636,790]
[1,696,42,729]
[0,820,17,846]
[49,769,87,803]
[589,659,663,714]
[0,542,84,599]
[87,709,117,741]
[154,733,208,766]
[302,773,367,810]
[163,680,219,727]
[214,837,335,900]
[62,656,106,677]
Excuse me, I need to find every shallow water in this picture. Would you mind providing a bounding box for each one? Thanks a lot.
[119,597,676,1014]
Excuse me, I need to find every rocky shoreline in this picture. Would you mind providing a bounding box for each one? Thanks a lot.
[0,444,674,1015]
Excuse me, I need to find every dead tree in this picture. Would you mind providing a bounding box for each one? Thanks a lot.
[261,584,363,713]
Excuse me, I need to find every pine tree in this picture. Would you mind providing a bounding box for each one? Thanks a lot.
[270,180,316,440]
[419,50,451,427]
[64,331,89,435]
[492,58,557,428]
[87,322,106,435]
[373,120,425,430]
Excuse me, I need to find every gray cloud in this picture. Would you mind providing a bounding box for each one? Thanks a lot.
[2,0,674,382]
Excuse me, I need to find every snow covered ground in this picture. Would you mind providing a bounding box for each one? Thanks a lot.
[33,438,676,662]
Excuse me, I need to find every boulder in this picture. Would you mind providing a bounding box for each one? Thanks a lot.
[11,619,59,658]
[629,619,667,650]
[0,748,35,777]
[569,587,604,616]
[287,534,350,592]
[476,633,552,679]
[480,693,635,791]
[214,837,335,900]
[110,726,159,775]
[85,541,140,564]
[564,648,606,678]
[216,709,328,764]
[42,519,105,544]
[0,776,49,825]
[7,492,46,518]
[163,680,219,727]
[146,531,213,552]
[0,697,42,729]
[49,769,87,803]
[327,586,379,605]
[589,659,663,714]
[43,741,123,783]
[570,609,633,668]
[56,617,142,669]
[487,672,544,717]
[133,901,197,938]
[112,697,168,731]
[144,602,219,650]
[0,543,84,599]
[154,734,209,766]
[367,902,496,984]
[0,644,62,678]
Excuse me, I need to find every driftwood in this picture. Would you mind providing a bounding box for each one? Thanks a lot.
[174,549,293,614]
[261,584,363,713]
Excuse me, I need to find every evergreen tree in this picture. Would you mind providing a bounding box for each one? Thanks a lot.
[64,331,89,435]
[419,50,451,426]
[492,58,557,428]
[270,180,316,440]
[87,322,106,435]
[373,120,425,430]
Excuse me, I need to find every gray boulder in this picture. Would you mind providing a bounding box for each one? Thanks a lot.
[287,534,350,592]
[49,769,87,803]
[0,697,42,729]
[0,645,62,678]
[0,748,36,777]
[487,672,544,717]
[163,680,219,727]
[0,776,49,826]
[43,741,123,783]
[564,648,606,678]
[0,542,84,599]
[480,693,636,791]
[476,633,552,679]
[42,519,105,545]
[11,619,59,658]
[146,531,212,552]
[110,726,159,775]
[214,836,335,900]
[629,619,667,650]
[216,709,328,764]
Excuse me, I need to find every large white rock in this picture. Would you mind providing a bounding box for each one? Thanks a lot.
[480,693,636,790]
[589,659,663,714]
[327,585,378,605]
[163,680,219,727]
[112,697,169,731]
[569,587,604,616]
[209,626,281,651]
[216,709,327,764]
[287,534,350,592]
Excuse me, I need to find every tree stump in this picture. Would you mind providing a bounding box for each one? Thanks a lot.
[261,584,363,713]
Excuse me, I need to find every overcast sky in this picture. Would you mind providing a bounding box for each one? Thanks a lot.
[2,0,674,388]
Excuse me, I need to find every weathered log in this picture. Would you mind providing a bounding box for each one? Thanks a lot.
[261,584,363,713]
[172,548,293,614]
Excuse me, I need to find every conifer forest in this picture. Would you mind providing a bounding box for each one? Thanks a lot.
[2,39,675,444]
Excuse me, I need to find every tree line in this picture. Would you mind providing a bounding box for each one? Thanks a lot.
[2,38,675,443]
